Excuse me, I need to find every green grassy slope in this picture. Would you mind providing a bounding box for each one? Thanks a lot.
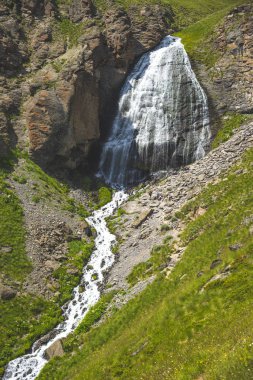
[0,159,61,376]
[0,155,95,376]
[94,0,245,29]
[38,148,253,380]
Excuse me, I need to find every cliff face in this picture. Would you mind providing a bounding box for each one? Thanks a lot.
[211,4,253,114]
[0,1,252,171]
[0,0,172,168]
[200,4,253,116]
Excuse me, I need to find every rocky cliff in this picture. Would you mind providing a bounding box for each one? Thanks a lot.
[200,4,253,116]
[1,1,252,172]
[0,0,172,169]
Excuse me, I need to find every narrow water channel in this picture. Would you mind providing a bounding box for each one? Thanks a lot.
[4,191,128,380]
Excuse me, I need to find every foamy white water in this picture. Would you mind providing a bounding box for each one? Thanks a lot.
[3,191,128,380]
[99,36,211,187]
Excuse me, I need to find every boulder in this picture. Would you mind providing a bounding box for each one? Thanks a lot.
[45,339,64,360]
[0,285,17,300]
[132,209,153,228]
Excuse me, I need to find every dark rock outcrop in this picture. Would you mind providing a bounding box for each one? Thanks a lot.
[201,4,253,115]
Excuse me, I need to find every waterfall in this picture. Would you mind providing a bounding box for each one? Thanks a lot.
[99,36,211,188]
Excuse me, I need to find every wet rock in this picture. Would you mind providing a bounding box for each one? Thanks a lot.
[45,339,64,360]
[84,227,93,237]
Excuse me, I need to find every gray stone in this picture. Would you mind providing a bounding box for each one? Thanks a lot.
[210,259,222,270]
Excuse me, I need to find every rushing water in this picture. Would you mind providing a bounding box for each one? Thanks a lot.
[3,191,128,380]
[99,36,211,187]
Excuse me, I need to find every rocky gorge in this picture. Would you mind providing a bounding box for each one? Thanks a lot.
[0,0,253,379]
[0,1,252,169]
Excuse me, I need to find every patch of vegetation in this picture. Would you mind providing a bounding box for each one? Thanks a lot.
[212,113,252,149]
[12,174,27,184]
[160,223,170,232]
[55,18,86,47]
[38,149,253,380]
[175,0,245,65]
[97,187,112,208]
[53,239,95,305]
[51,59,66,73]
[94,0,245,30]
[64,198,90,218]
[0,172,31,282]
[0,296,62,377]
[106,207,126,235]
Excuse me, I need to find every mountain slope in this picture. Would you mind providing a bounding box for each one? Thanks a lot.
[38,122,253,380]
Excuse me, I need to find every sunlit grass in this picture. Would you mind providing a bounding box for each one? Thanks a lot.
[38,149,253,380]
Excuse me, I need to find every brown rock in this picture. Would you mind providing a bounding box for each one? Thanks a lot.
[69,0,96,22]
[27,89,68,165]
[44,260,61,271]
[132,209,153,228]
[45,339,64,360]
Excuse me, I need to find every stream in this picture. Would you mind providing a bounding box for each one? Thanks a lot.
[3,191,128,380]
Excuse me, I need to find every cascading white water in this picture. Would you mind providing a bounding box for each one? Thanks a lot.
[99,36,211,187]
[3,191,128,380]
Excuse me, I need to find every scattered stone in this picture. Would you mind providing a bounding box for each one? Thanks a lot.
[44,260,61,271]
[229,244,243,251]
[132,209,153,228]
[0,246,13,253]
[210,259,222,270]
[194,207,206,218]
[66,267,79,276]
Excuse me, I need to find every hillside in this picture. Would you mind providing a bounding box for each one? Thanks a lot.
[38,122,253,379]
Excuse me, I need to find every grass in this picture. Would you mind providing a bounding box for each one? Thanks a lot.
[97,187,113,208]
[212,114,253,149]
[0,157,64,376]
[94,0,245,30]
[0,167,31,283]
[106,208,126,235]
[38,148,253,380]
[54,18,87,48]
[175,2,242,66]
[0,296,62,377]
[53,239,95,305]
